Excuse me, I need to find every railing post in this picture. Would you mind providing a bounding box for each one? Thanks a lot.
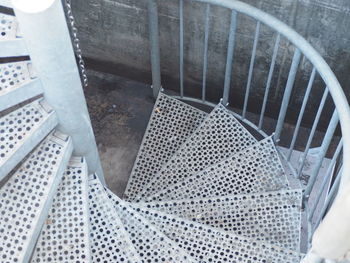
[148,0,162,99]
[222,10,237,106]
[304,110,339,198]
[274,48,301,142]
[12,0,105,183]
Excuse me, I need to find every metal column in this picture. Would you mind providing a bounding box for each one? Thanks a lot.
[13,0,105,182]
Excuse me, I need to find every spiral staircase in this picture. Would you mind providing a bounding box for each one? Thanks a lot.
[1,0,350,262]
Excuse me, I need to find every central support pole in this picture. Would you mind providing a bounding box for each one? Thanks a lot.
[13,0,105,183]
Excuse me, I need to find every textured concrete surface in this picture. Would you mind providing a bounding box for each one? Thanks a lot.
[84,70,154,196]
[72,0,350,130]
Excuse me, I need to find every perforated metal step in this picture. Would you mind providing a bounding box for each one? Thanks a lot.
[105,188,197,263]
[0,13,19,40]
[0,14,28,57]
[0,61,43,111]
[137,103,258,200]
[138,189,302,250]
[31,157,92,263]
[126,202,302,263]
[0,131,73,263]
[123,92,207,201]
[0,61,32,91]
[0,99,58,180]
[145,136,290,202]
[88,179,142,263]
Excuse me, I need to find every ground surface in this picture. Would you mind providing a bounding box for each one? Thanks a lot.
[85,70,154,196]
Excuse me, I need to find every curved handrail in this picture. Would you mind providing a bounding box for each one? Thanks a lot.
[188,0,350,189]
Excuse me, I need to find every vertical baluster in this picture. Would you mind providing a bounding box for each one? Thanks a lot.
[304,110,339,198]
[297,88,329,178]
[259,33,280,130]
[202,3,210,102]
[242,21,260,119]
[309,139,343,220]
[274,48,302,142]
[313,165,343,233]
[222,10,237,106]
[179,0,184,97]
[287,67,316,160]
[148,0,162,99]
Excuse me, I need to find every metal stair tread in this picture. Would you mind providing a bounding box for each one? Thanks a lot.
[137,102,258,200]
[144,136,290,202]
[138,189,303,250]
[0,99,58,180]
[0,14,28,57]
[0,61,33,93]
[31,157,92,263]
[0,13,19,40]
[0,61,43,111]
[123,92,207,201]
[0,131,73,263]
[88,178,142,263]
[104,186,197,263]
[126,201,302,263]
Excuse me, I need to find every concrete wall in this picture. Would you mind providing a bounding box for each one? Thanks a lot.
[72,0,350,129]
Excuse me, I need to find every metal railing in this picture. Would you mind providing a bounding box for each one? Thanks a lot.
[147,0,350,261]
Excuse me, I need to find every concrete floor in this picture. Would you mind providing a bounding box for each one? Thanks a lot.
[84,70,154,196]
